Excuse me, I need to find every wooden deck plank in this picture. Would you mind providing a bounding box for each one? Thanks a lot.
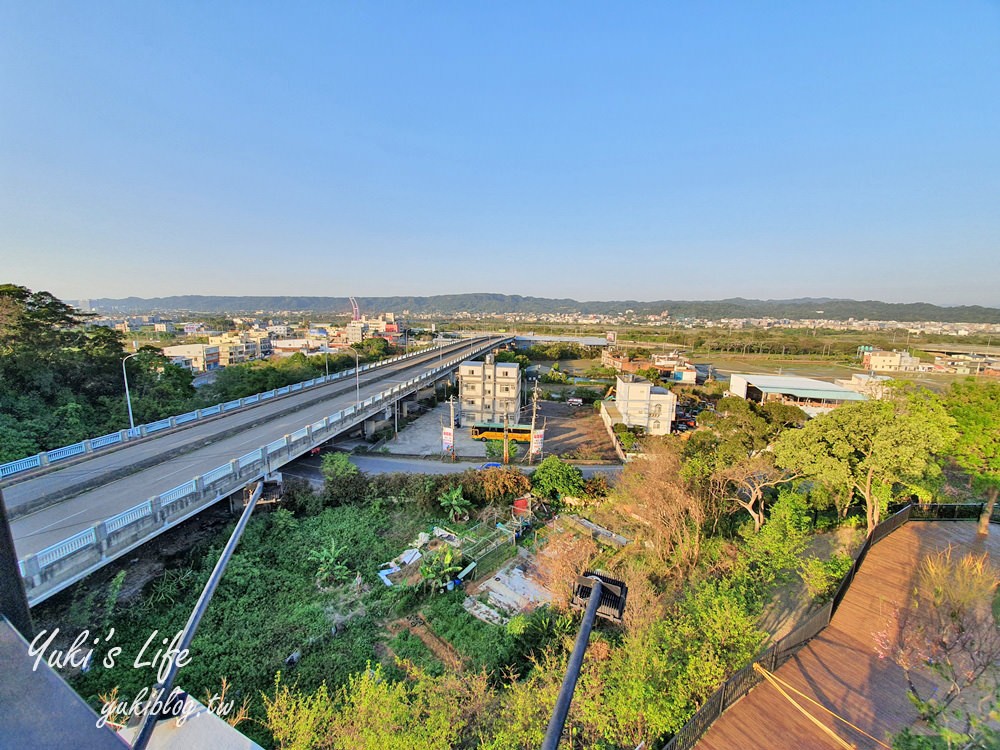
[695,522,1000,750]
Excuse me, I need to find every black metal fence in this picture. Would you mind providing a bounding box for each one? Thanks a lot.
[658,501,996,750]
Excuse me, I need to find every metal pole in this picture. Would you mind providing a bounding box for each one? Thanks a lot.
[131,482,264,750]
[347,347,360,405]
[529,381,539,465]
[122,352,139,431]
[0,489,32,639]
[541,578,603,750]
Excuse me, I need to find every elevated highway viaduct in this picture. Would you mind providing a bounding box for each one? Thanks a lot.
[5,336,509,604]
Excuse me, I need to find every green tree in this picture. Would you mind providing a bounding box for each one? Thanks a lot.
[0,284,138,456]
[356,336,390,359]
[530,456,584,500]
[321,452,358,481]
[945,379,1000,535]
[263,673,336,750]
[480,467,530,503]
[774,388,956,534]
[635,366,664,385]
[321,452,367,505]
[485,439,521,462]
[307,540,351,586]
[709,453,796,533]
[330,663,492,749]
[494,350,530,369]
[419,547,464,592]
[438,486,472,522]
[126,346,196,423]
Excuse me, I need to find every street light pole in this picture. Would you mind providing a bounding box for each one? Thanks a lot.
[347,346,360,406]
[122,352,140,431]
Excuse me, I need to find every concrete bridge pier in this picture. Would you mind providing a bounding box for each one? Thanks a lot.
[364,416,393,439]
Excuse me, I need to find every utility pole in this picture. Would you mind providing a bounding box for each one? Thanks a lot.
[449,396,456,462]
[529,380,540,465]
[503,411,510,465]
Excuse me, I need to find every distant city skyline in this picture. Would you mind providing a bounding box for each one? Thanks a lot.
[2,3,998,306]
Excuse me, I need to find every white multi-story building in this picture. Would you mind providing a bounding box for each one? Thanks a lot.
[611,373,677,436]
[345,320,369,344]
[458,354,522,424]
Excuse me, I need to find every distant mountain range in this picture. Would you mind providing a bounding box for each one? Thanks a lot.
[83,294,1000,324]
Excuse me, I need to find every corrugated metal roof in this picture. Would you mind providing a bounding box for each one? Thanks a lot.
[732,374,866,401]
[755,386,866,401]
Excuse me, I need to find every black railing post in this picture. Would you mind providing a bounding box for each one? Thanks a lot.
[130,482,263,750]
[541,578,603,750]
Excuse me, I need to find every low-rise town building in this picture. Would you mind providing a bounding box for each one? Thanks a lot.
[862,349,923,372]
[834,373,894,399]
[162,344,221,372]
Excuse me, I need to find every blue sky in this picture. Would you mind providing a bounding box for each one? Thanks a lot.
[2,2,998,305]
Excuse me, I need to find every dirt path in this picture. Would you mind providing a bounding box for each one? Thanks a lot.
[385,614,467,673]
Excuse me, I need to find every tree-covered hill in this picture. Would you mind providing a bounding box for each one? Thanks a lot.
[84,293,1000,323]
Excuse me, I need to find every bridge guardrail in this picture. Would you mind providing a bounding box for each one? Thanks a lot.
[16,339,508,605]
[0,343,458,481]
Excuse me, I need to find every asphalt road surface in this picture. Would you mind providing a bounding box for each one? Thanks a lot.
[280,453,622,483]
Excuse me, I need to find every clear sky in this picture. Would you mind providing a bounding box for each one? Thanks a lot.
[2,2,998,306]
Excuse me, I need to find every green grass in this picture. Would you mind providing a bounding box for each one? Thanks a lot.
[66,499,432,747]
[387,630,444,676]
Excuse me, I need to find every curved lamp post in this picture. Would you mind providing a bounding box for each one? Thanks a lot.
[346,346,361,406]
[122,352,141,431]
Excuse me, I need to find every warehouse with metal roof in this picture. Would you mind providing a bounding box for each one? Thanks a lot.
[727,374,866,417]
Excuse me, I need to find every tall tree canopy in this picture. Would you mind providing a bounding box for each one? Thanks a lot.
[0,284,194,461]
[774,387,956,533]
[945,379,1000,535]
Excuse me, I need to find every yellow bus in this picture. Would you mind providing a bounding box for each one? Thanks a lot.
[470,422,534,443]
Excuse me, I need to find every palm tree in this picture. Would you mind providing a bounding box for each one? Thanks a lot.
[438,486,471,523]
[419,547,464,592]
[308,540,350,586]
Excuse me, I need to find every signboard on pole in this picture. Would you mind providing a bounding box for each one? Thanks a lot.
[442,427,454,451]
[606,331,617,344]
[530,429,544,455]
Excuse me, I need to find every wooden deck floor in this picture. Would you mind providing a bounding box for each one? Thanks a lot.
[696,522,1000,750]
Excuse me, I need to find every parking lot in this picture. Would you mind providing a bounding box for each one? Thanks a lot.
[365,399,619,462]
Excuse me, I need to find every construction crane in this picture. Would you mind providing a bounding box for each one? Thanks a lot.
[349,297,360,321]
